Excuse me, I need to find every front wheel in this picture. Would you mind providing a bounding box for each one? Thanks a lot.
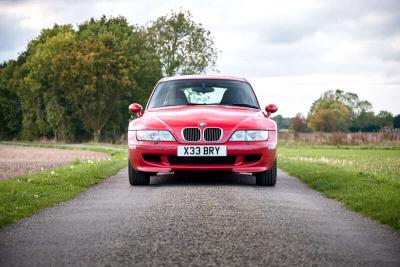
[128,159,150,186]
[255,159,277,186]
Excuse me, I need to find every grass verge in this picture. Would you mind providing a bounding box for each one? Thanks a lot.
[278,146,400,231]
[0,145,126,229]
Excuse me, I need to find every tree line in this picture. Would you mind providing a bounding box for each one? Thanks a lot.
[274,89,399,132]
[1,11,397,140]
[0,11,217,142]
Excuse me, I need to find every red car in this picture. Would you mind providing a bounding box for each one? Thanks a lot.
[128,75,278,186]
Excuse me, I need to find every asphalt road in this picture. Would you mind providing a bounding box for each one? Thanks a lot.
[1,169,399,267]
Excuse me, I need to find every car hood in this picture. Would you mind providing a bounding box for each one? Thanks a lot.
[129,105,276,143]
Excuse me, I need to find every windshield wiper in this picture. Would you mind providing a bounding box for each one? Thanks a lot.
[228,103,259,109]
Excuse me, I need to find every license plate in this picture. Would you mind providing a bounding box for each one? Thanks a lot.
[177,146,227,157]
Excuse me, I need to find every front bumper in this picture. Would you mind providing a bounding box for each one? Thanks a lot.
[128,141,277,174]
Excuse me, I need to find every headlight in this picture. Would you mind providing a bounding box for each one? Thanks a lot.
[229,130,269,141]
[136,130,175,141]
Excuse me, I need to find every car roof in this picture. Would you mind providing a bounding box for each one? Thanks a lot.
[159,75,248,83]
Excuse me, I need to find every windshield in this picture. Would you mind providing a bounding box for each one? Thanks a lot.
[147,79,260,109]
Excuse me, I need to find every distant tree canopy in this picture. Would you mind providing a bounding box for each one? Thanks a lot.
[0,61,22,139]
[274,89,397,133]
[376,111,394,129]
[291,113,309,132]
[394,115,400,129]
[306,89,394,133]
[272,115,291,129]
[0,12,217,141]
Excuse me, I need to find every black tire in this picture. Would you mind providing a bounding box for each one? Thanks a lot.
[255,159,277,186]
[128,159,150,186]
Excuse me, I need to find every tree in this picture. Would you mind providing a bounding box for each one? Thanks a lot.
[22,27,76,140]
[0,16,161,142]
[5,24,77,140]
[272,115,291,129]
[308,103,352,132]
[0,13,221,142]
[394,115,400,129]
[350,111,380,132]
[50,16,161,142]
[0,61,22,139]
[52,37,129,142]
[375,110,393,129]
[308,89,374,132]
[147,10,218,76]
[291,113,308,132]
[309,89,372,117]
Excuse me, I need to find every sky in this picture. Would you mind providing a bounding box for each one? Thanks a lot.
[0,0,399,117]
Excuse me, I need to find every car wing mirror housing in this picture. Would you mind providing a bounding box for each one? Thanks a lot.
[129,103,143,118]
[265,104,278,118]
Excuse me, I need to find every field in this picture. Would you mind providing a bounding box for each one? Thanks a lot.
[278,146,400,231]
[279,131,400,146]
[0,144,110,179]
[0,144,127,228]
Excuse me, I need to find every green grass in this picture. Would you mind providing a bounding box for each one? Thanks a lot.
[0,144,127,228]
[278,146,400,231]
[3,142,399,232]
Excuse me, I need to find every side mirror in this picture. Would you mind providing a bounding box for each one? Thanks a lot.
[129,103,143,117]
[265,104,278,117]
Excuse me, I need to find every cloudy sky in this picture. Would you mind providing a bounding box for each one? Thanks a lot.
[1,0,399,117]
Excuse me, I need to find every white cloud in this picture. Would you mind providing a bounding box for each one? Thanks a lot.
[0,0,399,116]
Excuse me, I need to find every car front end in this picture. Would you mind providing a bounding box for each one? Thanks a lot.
[127,75,278,186]
[128,123,277,174]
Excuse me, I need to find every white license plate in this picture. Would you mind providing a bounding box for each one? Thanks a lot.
[177,146,227,157]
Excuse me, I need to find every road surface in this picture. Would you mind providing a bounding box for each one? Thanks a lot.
[1,169,399,266]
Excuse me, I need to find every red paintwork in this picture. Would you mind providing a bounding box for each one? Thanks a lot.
[128,103,143,117]
[160,75,247,82]
[265,104,278,118]
[128,76,278,174]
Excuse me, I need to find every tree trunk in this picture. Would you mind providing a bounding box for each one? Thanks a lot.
[93,129,101,143]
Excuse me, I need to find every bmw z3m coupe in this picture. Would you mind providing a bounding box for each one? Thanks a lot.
[128,75,278,186]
